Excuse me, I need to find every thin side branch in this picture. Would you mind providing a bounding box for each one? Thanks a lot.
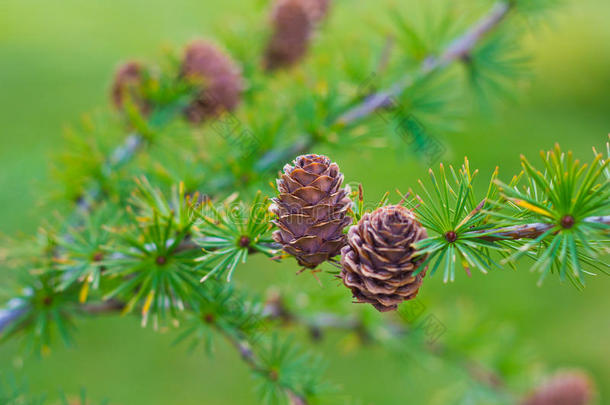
[0,305,26,333]
[336,1,512,125]
[478,215,610,241]
[80,299,126,314]
[433,1,511,68]
[213,325,309,405]
[1,215,605,335]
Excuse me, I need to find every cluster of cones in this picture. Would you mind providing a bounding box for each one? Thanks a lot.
[270,156,599,405]
[111,40,244,124]
[270,154,428,312]
[111,0,331,123]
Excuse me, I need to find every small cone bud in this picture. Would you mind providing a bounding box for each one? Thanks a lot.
[181,40,243,123]
[340,205,428,312]
[270,154,352,269]
[521,370,595,405]
[111,61,150,116]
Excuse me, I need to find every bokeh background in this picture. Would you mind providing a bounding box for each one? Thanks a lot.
[0,0,609,403]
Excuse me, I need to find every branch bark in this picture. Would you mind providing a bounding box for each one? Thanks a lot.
[80,299,126,314]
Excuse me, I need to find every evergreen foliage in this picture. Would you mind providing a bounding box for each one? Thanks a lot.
[0,0,607,404]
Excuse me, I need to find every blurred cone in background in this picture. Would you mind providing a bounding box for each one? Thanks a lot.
[111,61,150,116]
[263,0,331,71]
[181,40,243,123]
[521,370,595,405]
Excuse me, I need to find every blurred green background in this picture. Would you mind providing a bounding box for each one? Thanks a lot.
[0,0,609,403]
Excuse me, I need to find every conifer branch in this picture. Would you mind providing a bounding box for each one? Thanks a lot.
[66,0,514,203]
[0,209,604,336]
[79,299,126,315]
[255,1,514,174]
[0,0,602,403]
[0,300,125,334]
[336,1,512,125]
[477,215,610,241]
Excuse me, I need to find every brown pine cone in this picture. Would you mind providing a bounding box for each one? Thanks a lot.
[111,61,150,115]
[270,154,352,269]
[340,205,428,312]
[181,40,243,123]
[521,371,595,405]
[263,0,313,71]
